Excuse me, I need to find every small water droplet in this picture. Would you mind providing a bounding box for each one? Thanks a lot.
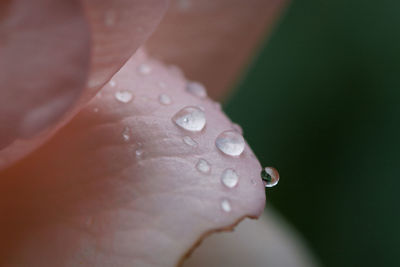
[215,130,245,156]
[221,168,239,188]
[221,199,232,213]
[135,149,143,158]
[186,81,207,98]
[104,10,116,27]
[261,167,280,188]
[93,107,99,113]
[196,159,211,174]
[159,94,172,105]
[232,123,243,134]
[138,64,152,75]
[213,101,222,110]
[183,136,198,147]
[172,106,206,132]
[122,127,130,142]
[115,90,133,103]
[109,80,116,87]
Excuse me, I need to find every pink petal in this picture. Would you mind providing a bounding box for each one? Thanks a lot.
[0,51,265,266]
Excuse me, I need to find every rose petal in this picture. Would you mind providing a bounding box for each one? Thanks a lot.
[147,0,288,99]
[0,0,167,170]
[0,51,265,266]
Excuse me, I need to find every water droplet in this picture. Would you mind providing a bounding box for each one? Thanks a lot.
[109,80,116,87]
[135,149,143,158]
[261,167,280,188]
[138,64,152,75]
[215,130,245,156]
[172,106,206,132]
[220,199,232,213]
[183,136,198,147]
[186,81,207,98]
[196,159,211,174]
[159,94,172,105]
[93,107,99,113]
[115,90,133,103]
[213,101,222,110]
[232,123,243,134]
[221,168,239,188]
[104,10,116,27]
[122,127,130,142]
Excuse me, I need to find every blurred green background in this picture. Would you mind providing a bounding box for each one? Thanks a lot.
[225,0,400,266]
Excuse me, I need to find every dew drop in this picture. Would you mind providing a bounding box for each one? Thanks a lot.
[122,127,130,142]
[196,159,211,174]
[232,123,243,134]
[159,94,172,105]
[220,199,232,213]
[221,168,239,188]
[186,81,207,98]
[172,106,206,132]
[215,130,245,156]
[115,90,133,103]
[109,80,116,87]
[183,136,198,147]
[135,149,143,158]
[104,10,116,27]
[138,64,152,75]
[261,167,280,188]
[158,81,167,89]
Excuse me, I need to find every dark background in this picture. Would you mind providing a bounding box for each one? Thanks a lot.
[225,0,400,266]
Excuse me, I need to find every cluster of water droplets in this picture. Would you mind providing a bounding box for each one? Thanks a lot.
[102,58,279,215]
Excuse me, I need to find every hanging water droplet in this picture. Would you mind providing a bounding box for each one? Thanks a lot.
[122,127,130,142]
[220,199,232,213]
[261,167,280,188]
[221,168,239,188]
[172,106,206,132]
[232,123,243,134]
[109,80,116,87]
[215,130,245,156]
[138,64,152,75]
[115,90,133,103]
[186,81,207,98]
[183,136,198,147]
[196,159,211,174]
[159,94,172,105]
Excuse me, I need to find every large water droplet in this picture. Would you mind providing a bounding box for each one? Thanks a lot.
[261,167,280,188]
[215,130,245,156]
[221,168,239,188]
[196,159,211,174]
[186,81,207,98]
[183,136,198,147]
[172,106,206,132]
[122,127,130,142]
[138,64,152,75]
[220,199,232,213]
[115,90,133,103]
[159,94,172,105]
